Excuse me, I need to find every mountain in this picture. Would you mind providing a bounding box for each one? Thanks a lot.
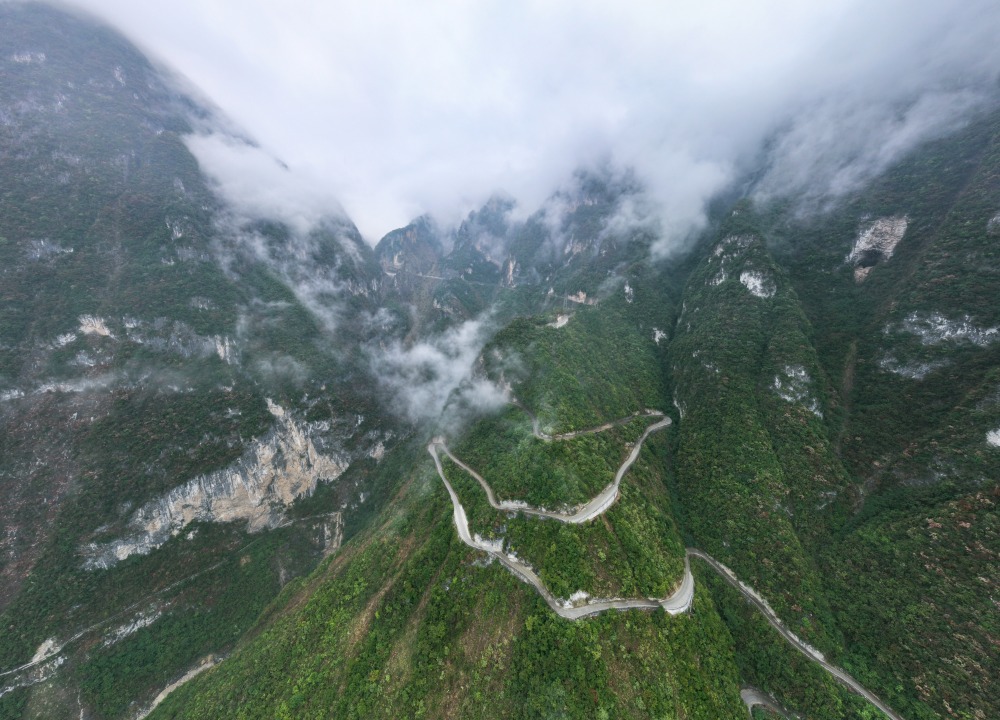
[0,4,396,717]
[1,3,998,720]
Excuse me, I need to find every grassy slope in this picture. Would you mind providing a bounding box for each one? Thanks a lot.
[149,444,747,720]
[484,298,666,433]
[452,407,654,507]
[444,432,686,600]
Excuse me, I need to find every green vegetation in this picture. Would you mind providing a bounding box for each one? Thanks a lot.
[754,106,1000,720]
[505,585,746,720]
[670,213,845,654]
[78,379,271,514]
[77,523,312,719]
[0,690,27,720]
[433,294,687,601]
[136,256,746,718]
[823,488,999,720]
[5,5,1000,717]
[666,180,999,720]
[485,300,666,432]
[0,6,392,717]
[698,566,877,720]
[146,447,745,720]
[442,431,685,600]
[454,406,654,507]
[761,107,1000,480]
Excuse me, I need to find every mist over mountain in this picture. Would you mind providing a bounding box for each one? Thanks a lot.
[63,0,1000,247]
[1,2,998,720]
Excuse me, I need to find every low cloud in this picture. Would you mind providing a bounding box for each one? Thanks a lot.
[194,138,371,337]
[753,87,993,209]
[369,318,507,429]
[251,353,310,386]
[184,132,348,236]
[72,0,1000,250]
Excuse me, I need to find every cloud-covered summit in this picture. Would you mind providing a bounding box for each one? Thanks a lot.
[68,0,1000,248]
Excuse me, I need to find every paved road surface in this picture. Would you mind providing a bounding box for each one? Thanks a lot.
[428,409,905,720]
[433,413,670,523]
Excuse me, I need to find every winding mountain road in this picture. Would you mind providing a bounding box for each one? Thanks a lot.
[433,412,671,523]
[429,443,694,618]
[428,409,905,720]
[523,406,665,442]
[691,551,904,720]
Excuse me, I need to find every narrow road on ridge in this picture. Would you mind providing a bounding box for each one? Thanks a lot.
[428,406,905,720]
[434,412,671,523]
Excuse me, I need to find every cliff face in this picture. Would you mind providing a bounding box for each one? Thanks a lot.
[82,401,350,570]
[0,6,398,717]
[2,4,1000,720]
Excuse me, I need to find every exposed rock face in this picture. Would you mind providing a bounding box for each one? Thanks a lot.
[877,311,998,380]
[708,269,727,286]
[878,355,950,380]
[708,234,756,287]
[713,234,754,257]
[847,216,908,282]
[987,212,1000,234]
[740,270,776,298]
[78,315,113,337]
[121,317,240,364]
[102,607,163,648]
[82,400,350,569]
[566,291,596,305]
[896,311,998,347]
[772,364,822,416]
[0,655,65,700]
[320,512,344,555]
[502,257,517,287]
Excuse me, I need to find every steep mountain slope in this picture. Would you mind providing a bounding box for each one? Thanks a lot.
[659,106,1000,717]
[145,222,887,719]
[167,117,1000,719]
[0,5,394,717]
[756,106,1000,720]
[373,169,665,334]
[671,208,852,623]
[1,3,998,719]
[146,283,755,720]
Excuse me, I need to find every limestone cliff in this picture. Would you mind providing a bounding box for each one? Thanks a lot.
[82,400,350,570]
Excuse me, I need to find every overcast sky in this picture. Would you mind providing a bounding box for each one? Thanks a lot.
[65,0,1000,244]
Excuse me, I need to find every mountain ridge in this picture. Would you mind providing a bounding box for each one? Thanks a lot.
[1,4,998,719]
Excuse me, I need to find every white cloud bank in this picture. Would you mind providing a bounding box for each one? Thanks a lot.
[68,0,1000,246]
[369,318,507,427]
[183,133,348,236]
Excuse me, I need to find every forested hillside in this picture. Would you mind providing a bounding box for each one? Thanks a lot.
[147,278,753,720]
[1,3,997,719]
[759,106,1000,720]
[0,5,394,717]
